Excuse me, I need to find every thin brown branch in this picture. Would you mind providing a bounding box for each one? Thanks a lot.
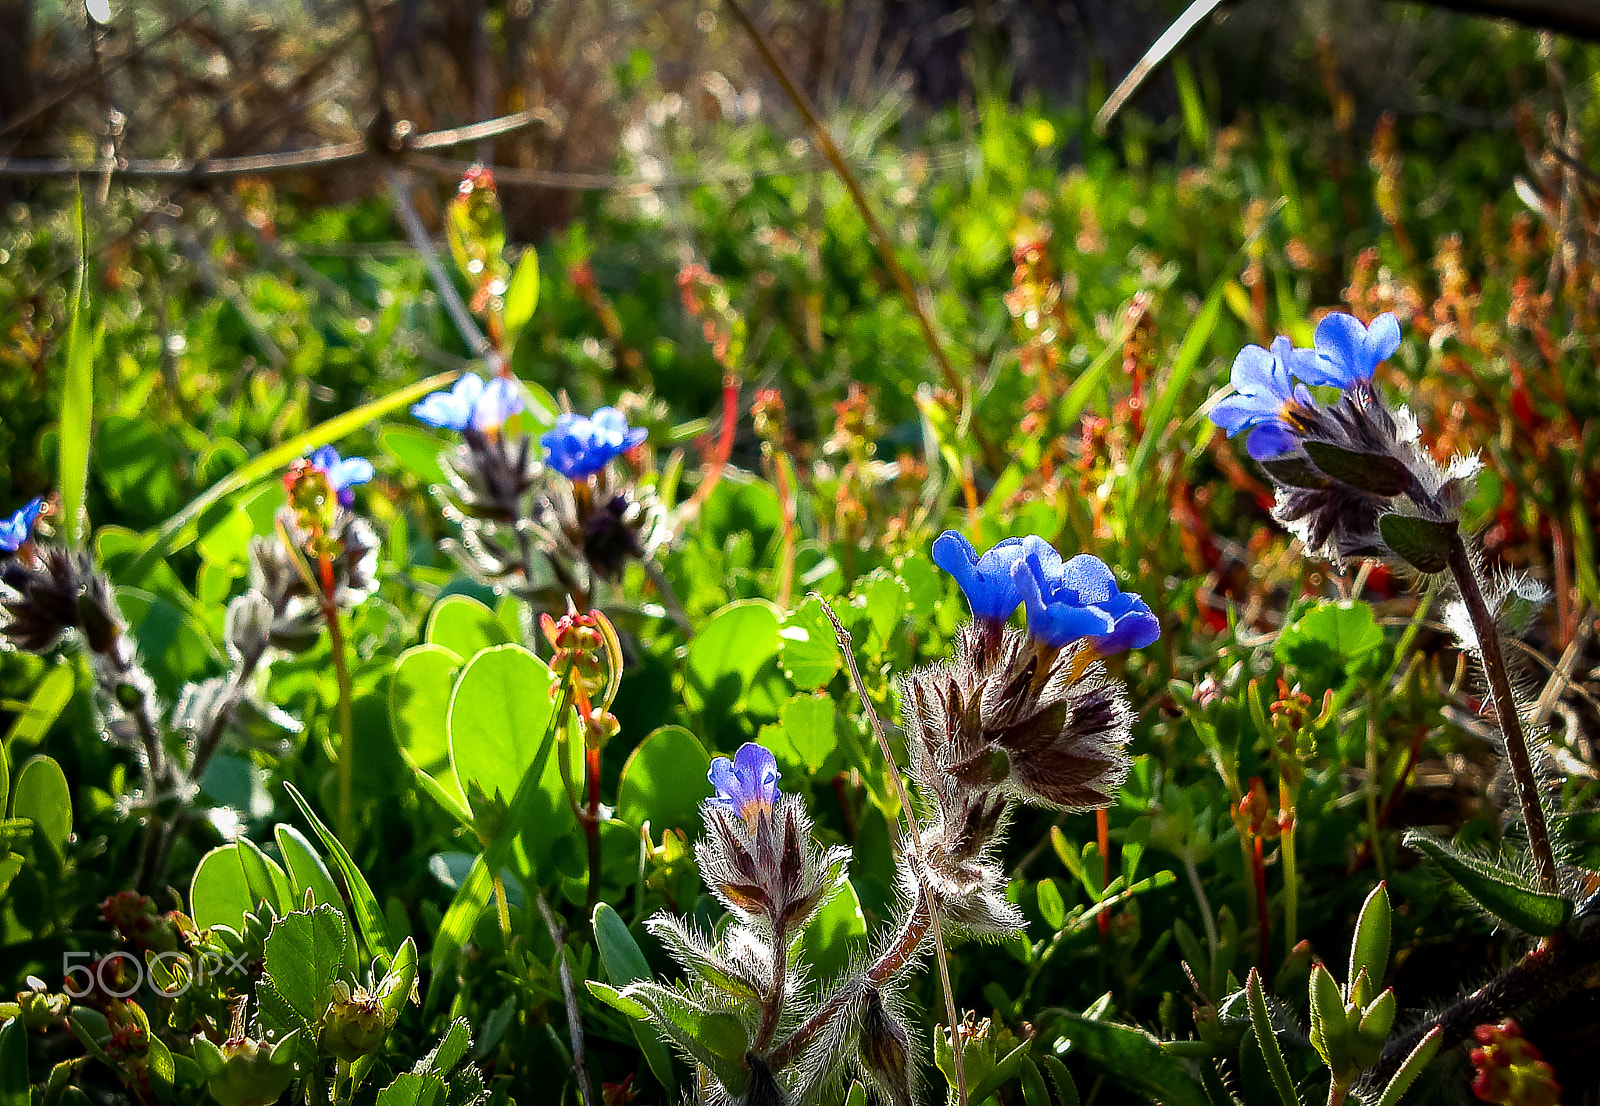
[722,0,1004,478]
[0,108,544,180]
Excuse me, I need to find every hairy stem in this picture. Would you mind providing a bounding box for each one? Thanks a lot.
[769,891,932,1070]
[818,597,968,1106]
[754,919,789,1053]
[1445,535,1558,892]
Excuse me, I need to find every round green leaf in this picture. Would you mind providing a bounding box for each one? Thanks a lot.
[389,645,467,806]
[189,844,256,931]
[426,595,511,659]
[687,600,782,722]
[11,755,72,854]
[617,725,712,833]
[779,598,841,691]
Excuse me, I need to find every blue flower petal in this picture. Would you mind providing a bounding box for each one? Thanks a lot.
[0,497,44,552]
[541,407,646,478]
[1061,553,1116,606]
[1246,423,1300,460]
[1304,311,1401,387]
[932,530,1027,622]
[473,377,524,432]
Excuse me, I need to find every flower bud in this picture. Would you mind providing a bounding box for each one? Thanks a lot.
[191,1028,301,1106]
[857,986,915,1106]
[319,981,395,1061]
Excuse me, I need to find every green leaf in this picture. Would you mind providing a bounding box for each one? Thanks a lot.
[96,415,181,519]
[11,756,72,855]
[429,853,494,981]
[768,693,839,776]
[1048,1012,1210,1106]
[616,981,748,1093]
[425,595,510,659]
[189,845,257,930]
[1245,970,1300,1106]
[1308,962,1349,1071]
[446,645,580,878]
[1553,810,1600,870]
[1039,1054,1080,1106]
[1038,878,1067,931]
[389,645,467,808]
[844,1081,868,1106]
[261,905,349,1028]
[779,597,841,691]
[686,600,783,723]
[856,569,910,648]
[1378,515,1457,575]
[592,903,678,1096]
[273,824,354,965]
[234,836,292,917]
[376,1073,448,1106]
[1374,1027,1443,1106]
[503,249,540,347]
[587,980,650,1020]
[0,1015,29,1106]
[799,878,867,983]
[1348,884,1392,994]
[127,369,463,580]
[59,192,96,548]
[1403,832,1572,936]
[2,664,76,753]
[283,782,396,966]
[1302,442,1413,497]
[381,426,449,486]
[617,725,712,834]
[1275,601,1384,690]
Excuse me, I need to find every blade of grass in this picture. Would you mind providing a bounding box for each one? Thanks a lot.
[60,192,97,548]
[126,369,460,580]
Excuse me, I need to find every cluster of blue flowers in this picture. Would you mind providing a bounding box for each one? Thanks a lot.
[0,498,43,552]
[1209,311,1400,461]
[412,372,646,480]
[931,531,1160,654]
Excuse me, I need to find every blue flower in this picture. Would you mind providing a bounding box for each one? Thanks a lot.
[309,446,374,507]
[1011,539,1160,654]
[540,407,647,479]
[931,530,1028,623]
[412,372,524,435]
[1297,311,1401,388]
[0,497,43,552]
[708,742,781,826]
[1209,337,1320,461]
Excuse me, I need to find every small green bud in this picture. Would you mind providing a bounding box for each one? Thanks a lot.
[191,1028,300,1106]
[319,982,395,1062]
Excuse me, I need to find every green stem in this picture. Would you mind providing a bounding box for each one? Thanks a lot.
[1280,821,1299,958]
[319,557,357,846]
[1445,536,1558,892]
[1364,692,1386,881]
[1182,849,1219,956]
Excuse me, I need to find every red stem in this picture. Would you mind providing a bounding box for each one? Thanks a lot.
[1096,808,1112,940]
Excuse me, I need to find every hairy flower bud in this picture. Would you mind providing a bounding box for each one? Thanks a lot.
[319,981,395,1061]
[857,985,916,1106]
